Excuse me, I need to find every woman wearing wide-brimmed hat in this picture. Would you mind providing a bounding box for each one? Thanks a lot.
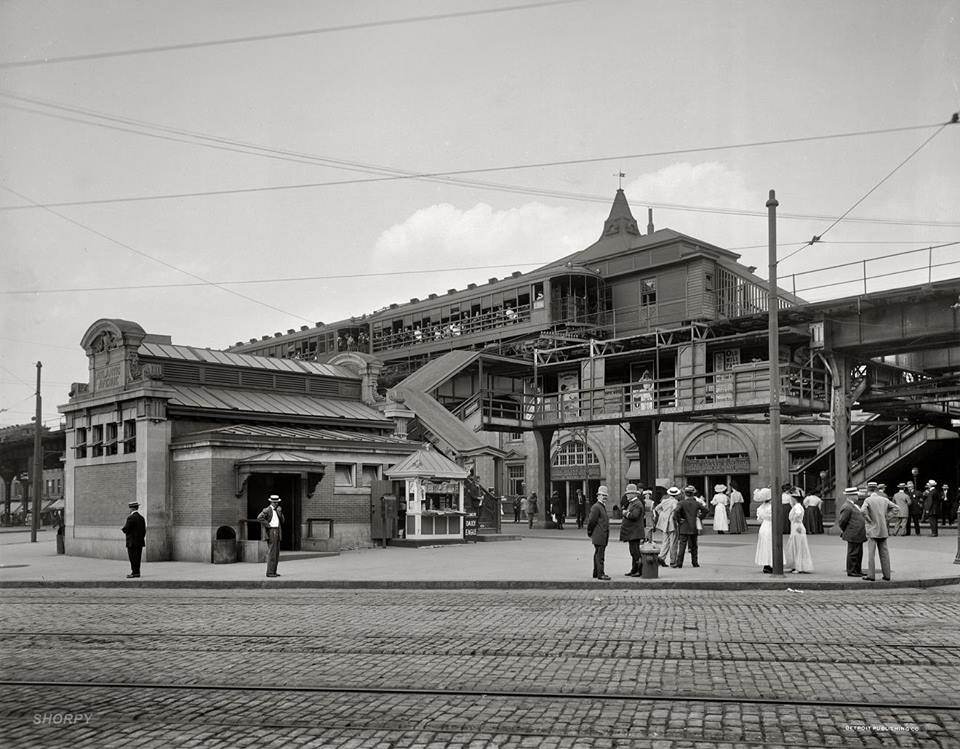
[710,484,729,534]
[753,487,775,573]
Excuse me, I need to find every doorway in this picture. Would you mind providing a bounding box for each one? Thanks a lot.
[687,473,752,515]
[246,473,301,551]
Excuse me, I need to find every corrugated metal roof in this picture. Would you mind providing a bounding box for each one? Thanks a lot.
[385,448,469,479]
[138,341,358,379]
[396,349,479,393]
[166,384,390,424]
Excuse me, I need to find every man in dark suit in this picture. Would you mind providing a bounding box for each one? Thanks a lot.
[257,494,284,578]
[671,486,703,568]
[837,487,867,577]
[922,480,941,537]
[121,500,146,579]
[586,485,610,580]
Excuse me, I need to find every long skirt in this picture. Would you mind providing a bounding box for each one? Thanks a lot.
[803,505,824,534]
[728,503,747,534]
[713,505,729,532]
[785,527,814,572]
[754,521,773,567]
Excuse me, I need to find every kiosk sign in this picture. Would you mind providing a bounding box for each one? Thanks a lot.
[463,513,478,542]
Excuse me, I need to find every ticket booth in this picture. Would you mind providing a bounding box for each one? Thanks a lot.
[385,448,469,545]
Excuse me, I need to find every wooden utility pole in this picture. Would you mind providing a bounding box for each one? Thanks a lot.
[31,361,42,543]
[767,192,784,576]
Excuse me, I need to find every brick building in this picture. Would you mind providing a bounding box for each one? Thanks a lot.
[59,319,417,562]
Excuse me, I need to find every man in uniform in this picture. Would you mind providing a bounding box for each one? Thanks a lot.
[586,485,610,580]
[257,494,284,578]
[121,500,146,579]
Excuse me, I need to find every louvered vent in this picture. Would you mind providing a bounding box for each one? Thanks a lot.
[203,366,241,387]
[240,371,274,389]
[160,361,202,383]
[275,374,307,392]
[339,382,361,398]
[308,379,339,396]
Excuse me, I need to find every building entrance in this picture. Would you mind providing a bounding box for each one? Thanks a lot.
[246,473,301,551]
[685,473,752,516]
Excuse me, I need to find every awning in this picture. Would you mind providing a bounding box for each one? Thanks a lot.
[625,460,643,480]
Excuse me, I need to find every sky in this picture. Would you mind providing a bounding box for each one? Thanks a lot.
[1,0,958,428]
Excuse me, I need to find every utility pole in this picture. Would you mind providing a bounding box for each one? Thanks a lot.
[767,191,784,575]
[31,361,42,543]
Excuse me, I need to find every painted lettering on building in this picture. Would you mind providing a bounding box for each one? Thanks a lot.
[94,365,122,392]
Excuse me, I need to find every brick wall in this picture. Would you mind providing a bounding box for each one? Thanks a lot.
[171,457,212,526]
[210,457,239,532]
[75,462,137,524]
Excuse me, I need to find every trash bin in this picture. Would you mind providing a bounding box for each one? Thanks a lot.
[639,544,660,579]
[212,525,238,564]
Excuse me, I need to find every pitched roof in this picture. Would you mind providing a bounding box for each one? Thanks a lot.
[385,448,470,479]
[398,349,479,393]
[182,423,415,445]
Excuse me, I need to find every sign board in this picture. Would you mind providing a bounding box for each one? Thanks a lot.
[714,372,734,404]
[94,364,122,392]
[683,455,751,475]
[463,513,478,542]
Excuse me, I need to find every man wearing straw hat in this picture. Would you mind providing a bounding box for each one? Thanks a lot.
[257,495,284,578]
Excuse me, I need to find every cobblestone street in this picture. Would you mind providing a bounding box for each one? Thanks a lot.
[1,586,959,747]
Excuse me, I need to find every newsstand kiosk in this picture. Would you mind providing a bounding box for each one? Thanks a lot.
[385,448,470,546]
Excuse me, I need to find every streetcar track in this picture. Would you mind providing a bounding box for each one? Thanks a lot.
[4,678,959,713]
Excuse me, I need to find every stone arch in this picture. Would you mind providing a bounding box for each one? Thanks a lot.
[550,430,605,477]
[672,423,759,477]
[80,319,146,354]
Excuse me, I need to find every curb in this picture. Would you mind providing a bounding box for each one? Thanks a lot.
[2,576,958,591]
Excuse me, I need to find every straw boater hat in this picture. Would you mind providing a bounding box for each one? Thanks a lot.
[714,483,727,493]
[624,483,640,496]
[666,486,681,497]
[683,485,697,495]
[926,480,937,487]
[843,487,859,495]
[642,488,654,495]
[897,483,907,488]
[268,494,281,503]
[127,500,139,508]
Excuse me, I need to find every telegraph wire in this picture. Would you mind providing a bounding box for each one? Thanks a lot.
[0,184,316,325]
[780,241,960,280]
[778,113,959,264]
[0,95,956,227]
[0,365,31,386]
[0,1,581,69]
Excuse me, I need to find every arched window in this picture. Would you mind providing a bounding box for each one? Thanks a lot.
[552,440,599,468]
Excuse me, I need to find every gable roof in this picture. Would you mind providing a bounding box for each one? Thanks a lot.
[385,448,470,479]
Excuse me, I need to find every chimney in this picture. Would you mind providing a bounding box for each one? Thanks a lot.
[647,208,655,234]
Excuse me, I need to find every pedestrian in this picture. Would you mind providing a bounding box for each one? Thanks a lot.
[779,483,793,534]
[837,487,867,578]
[257,494,284,578]
[754,487,775,573]
[513,495,521,524]
[586,485,611,580]
[710,484,729,534]
[922,480,941,537]
[619,483,644,576]
[784,489,813,573]
[654,486,680,567]
[671,486,703,568]
[527,491,538,529]
[906,480,923,536]
[398,498,407,539]
[575,488,587,529]
[941,483,954,528]
[551,490,566,530]
[641,489,656,542]
[802,488,824,534]
[891,483,910,536]
[121,500,146,579]
[727,481,747,534]
[861,486,899,582]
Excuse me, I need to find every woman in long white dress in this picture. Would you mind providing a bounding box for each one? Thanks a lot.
[711,484,729,534]
[785,492,814,573]
[753,487,774,573]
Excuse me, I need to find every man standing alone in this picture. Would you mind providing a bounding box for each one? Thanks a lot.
[257,494,284,578]
[121,500,146,579]
[586,486,610,580]
[861,487,899,581]
[837,487,866,577]
[892,483,910,536]
[655,487,680,567]
[923,480,941,537]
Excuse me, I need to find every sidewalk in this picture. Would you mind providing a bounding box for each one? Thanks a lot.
[1,524,958,590]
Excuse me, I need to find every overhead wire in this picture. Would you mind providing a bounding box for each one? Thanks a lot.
[0,92,956,227]
[0,184,316,325]
[0,0,582,69]
[778,114,959,264]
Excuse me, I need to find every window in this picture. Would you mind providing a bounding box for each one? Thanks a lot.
[75,427,87,459]
[122,419,137,454]
[105,422,118,456]
[507,464,525,495]
[335,463,354,487]
[508,430,523,442]
[90,425,104,458]
[552,440,600,467]
[640,278,657,307]
[360,465,379,487]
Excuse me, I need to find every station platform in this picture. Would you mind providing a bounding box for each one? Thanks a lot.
[1,524,957,590]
